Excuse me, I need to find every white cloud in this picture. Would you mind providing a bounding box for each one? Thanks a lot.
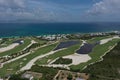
[88,0,120,15]
[0,0,34,21]
[0,0,25,8]
[0,0,84,22]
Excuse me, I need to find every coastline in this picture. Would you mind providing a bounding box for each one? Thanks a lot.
[0,30,119,38]
[0,23,120,38]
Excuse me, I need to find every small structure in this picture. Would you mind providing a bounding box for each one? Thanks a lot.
[4,74,12,80]
[76,78,85,80]
[0,78,3,80]
[54,70,89,80]
[22,73,33,80]
[22,71,42,80]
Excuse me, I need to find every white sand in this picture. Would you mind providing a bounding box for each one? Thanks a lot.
[100,36,120,45]
[0,43,19,53]
[40,53,91,69]
[20,48,66,71]
[63,53,91,65]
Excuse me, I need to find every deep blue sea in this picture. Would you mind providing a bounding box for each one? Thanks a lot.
[0,23,120,37]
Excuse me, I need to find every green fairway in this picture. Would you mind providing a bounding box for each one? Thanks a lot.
[35,41,81,65]
[87,36,111,43]
[31,37,47,45]
[0,38,16,48]
[70,39,120,71]
[0,36,119,79]
[83,41,120,80]
[0,43,57,77]
[0,38,31,57]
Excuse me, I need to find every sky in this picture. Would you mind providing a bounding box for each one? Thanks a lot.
[0,0,120,22]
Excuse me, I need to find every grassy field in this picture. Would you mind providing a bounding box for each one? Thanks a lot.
[0,38,15,48]
[0,43,58,77]
[83,41,120,80]
[35,41,81,65]
[87,36,112,43]
[0,38,31,57]
[31,37,47,44]
[70,39,120,71]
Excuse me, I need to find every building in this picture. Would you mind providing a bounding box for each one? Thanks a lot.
[22,73,34,80]
[76,78,85,80]
[22,71,42,80]
[0,78,3,80]
[54,70,89,80]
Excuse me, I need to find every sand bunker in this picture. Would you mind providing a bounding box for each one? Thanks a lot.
[0,43,19,53]
[100,36,120,45]
[63,53,91,65]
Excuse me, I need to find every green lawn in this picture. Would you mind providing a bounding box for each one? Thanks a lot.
[87,36,112,43]
[0,38,16,48]
[0,36,119,78]
[35,41,81,65]
[70,39,120,71]
[0,38,31,57]
[31,37,47,45]
[0,43,57,77]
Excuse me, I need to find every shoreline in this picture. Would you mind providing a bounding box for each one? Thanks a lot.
[0,30,119,38]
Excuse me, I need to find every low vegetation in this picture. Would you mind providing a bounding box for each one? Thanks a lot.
[83,41,120,80]
[53,57,72,64]
[9,74,28,80]
[30,65,59,80]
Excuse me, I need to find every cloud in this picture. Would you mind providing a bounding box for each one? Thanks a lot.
[0,0,85,22]
[88,0,120,15]
[0,0,25,8]
[0,0,35,21]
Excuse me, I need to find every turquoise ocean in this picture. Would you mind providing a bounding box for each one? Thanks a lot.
[0,22,120,37]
